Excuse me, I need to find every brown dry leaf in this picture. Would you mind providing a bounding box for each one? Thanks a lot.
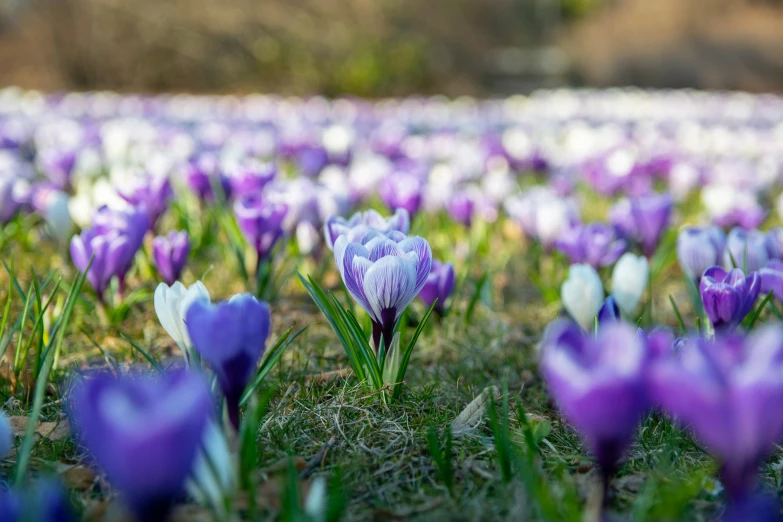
[59,464,97,490]
[451,386,499,438]
[253,476,312,511]
[259,456,307,476]
[9,416,71,441]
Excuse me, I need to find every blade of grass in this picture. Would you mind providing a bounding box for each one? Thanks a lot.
[120,333,164,373]
[14,259,90,484]
[240,326,308,406]
[668,295,686,334]
[393,300,437,400]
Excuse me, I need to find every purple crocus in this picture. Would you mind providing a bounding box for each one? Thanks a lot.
[446,190,475,228]
[39,148,77,191]
[554,222,626,269]
[676,226,726,280]
[334,229,432,352]
[597,296,621,325]
[184,155,232,202]
[324,208,410,250]
[186,294,271,429]
[417,259,455,317]
[152,231,190,286]
[92,206,149,291]
[609,193,673,258]
[0,175,30,225]
[228,160,276,198]
[765,227,783,261]
[0,480,75,522]
[759,260,783,302]
[699,266,760,331]
[379,172,423,218]
[70,229,130,301]
[70,369,212,522]
[723,227,769,273]
[540,321,650,491]
[117,174,173,230]
[233,194,288,263]
[649,327,783,502]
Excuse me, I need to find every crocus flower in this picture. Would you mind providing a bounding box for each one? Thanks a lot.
[0,409,11,459]
[379,171,423,218]
[70,229,131,301]
[154,281,211,361]
[759,260,783,301]
[723,227,769,273]
[555,222,626,269]
[0,480,75,522]
[227,160,276,198]
[611,253,649,317]
[324,208,410,250]
[609,193,673,258]
[597,296,620,325]
[0,174,30,225]
[446,190,475,228]
[70,369,213,522]
[233,194,287,263]
[184,155,232,202]
[504,187,578,249]
[649,327,783,501]
[540,321,650,482]
[765,227,783,260]
[92,206,149,292]
[186,293,271,429]
[334,230,432,351]
[39,148,77,191]
[152,231,190,286]
[561,264,604,331]
[117,174,173,230]
[30,184,73,244]
[418,259,456,316]
[699,266,760,331]
[676,226,726,280]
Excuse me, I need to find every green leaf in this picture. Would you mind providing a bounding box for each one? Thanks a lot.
[15,257,90,484]
[120,333,164,374]
[466,272,489,324]
[393,299,437,400]
[747,292,774,330]
[668,295,686,334]
[240,325,308,406]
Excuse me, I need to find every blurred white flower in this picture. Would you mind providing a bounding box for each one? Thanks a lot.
[154,281,211,358]
[561,264,604,331]
[612,253,649,316]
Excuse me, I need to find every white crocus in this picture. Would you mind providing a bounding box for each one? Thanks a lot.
[611,253,649,317]
[154,281,210,360]
[41,189,73,244]
[304,476,328,522]
[561,264,604,331]
[187,421,235,513]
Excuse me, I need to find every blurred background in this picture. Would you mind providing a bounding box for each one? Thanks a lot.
[2,0,783,96]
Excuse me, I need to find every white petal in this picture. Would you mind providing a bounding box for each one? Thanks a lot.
[362,256,417,322]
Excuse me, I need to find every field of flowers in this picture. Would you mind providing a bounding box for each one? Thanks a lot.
[2,86,783,521]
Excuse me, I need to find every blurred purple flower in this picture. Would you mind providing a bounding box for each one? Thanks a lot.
[759,259,783,302]
[699,266,760,332]
[609,193,673,258]
[153,231,190,286]
[379,171,423,218]
[555,222,627,269]
[649,328,783,501]
[186,294,271,429]
[334,230,431,352]
[39,149,77,191]
[295,144,329,177]
[540,321,650,478]
[446,190,475,228]
[417,259,455,317]
[723,227,769,273]
[70,369,212,521]
[233,194,288,262]
[184,155,232,202]
[0,480,75,522]
[597,296,621,325]
[676,226,726,280]
[228,160,276,198]
[117,174,173,230]
[324,208,410,250]
[0,175,31,225]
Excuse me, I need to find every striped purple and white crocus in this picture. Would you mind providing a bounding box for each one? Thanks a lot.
[333,229,431,352]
